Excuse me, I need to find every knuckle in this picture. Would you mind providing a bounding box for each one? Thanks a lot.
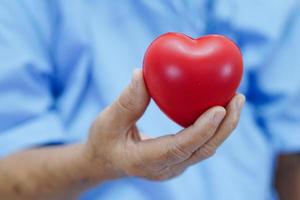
[198,144,216,159]
[117,90,136,113]
[166,140,191,162]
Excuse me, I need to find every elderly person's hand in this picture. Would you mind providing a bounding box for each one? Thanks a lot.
[0,69,244,200]
[85,69,245,181]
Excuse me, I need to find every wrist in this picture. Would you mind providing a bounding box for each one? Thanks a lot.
[80,142,125,184]
[59,144,101,190]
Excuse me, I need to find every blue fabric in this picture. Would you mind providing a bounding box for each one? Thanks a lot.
[0,0,299,199]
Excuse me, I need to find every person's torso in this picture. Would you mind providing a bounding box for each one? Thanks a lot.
[45,0,298,199]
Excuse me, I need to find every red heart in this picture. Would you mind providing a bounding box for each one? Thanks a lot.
[143,33,243,127]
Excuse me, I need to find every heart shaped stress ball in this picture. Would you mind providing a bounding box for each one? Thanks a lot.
[143,33,243,127]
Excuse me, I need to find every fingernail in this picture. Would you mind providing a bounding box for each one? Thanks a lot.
[236,94,245,111]
[212,108,226,126]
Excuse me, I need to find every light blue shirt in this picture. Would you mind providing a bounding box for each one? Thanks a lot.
[0,1,300,199]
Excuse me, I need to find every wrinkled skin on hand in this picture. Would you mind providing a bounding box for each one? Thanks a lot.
[85,69,245,181]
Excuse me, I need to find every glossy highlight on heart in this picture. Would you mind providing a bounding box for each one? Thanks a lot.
[143,33,243,127]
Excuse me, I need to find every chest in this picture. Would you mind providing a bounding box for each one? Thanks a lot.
[52,0,290,105]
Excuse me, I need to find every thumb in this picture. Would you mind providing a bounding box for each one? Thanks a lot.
[106,68,150,130]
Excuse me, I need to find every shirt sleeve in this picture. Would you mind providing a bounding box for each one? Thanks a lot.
[248,8,300,153]
[0,1,67,157]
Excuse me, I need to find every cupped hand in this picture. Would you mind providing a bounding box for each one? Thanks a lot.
[85,69,245,181]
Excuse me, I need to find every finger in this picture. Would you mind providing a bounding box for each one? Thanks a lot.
[172,106,227,154]
[175,94,245,168]
[137,106,226,166]
[205,94,245,147]
[101,69,150,131]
